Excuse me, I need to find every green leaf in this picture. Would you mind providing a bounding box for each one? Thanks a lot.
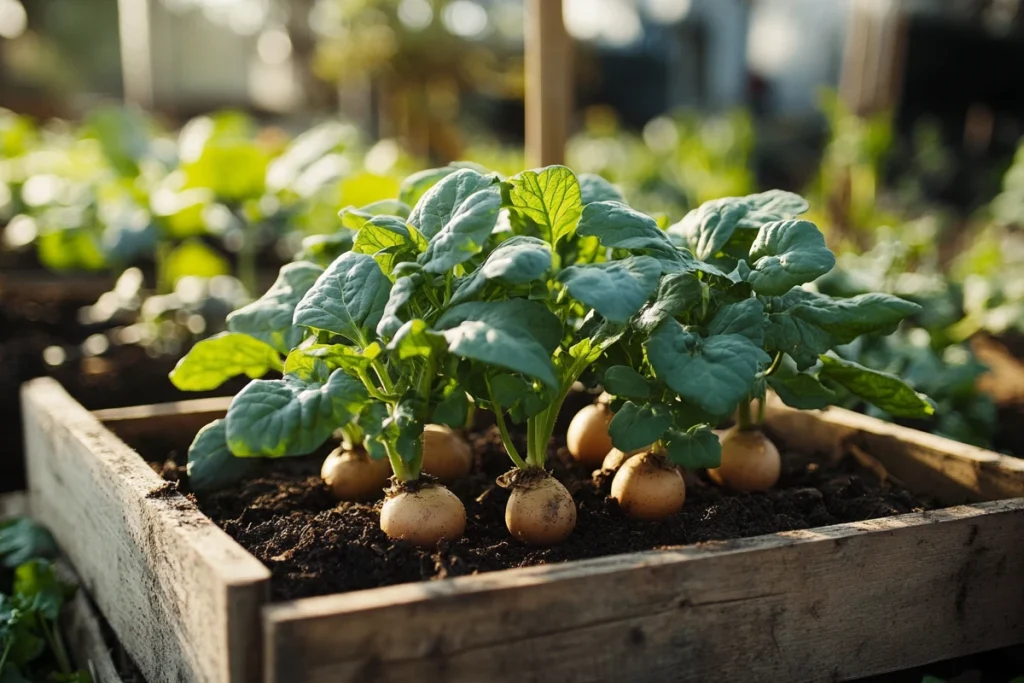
[14,559,74,621]
[169,332,282,391]
[376,273,423,340]
[764,289,921,369]
[432,385,470,429]
[417,182,502,274]
[0,519,56,569]
[184,138,268,201]
[707,298,765,345]
[282,348,331,382]
[228,261,324,354]
[576,201,677,259]
[664,426,722,469]
[608,401,672,451]
[381,399,423,465]
[679,198,750,261]
[408,168,496,240]
[819,355,935,418]
[747,220,836,295]
[558,255,661,324]
[450,236,552,306]
[293,343,374,374]
[399,166,461,207]
[163,239,230,287]
[508,166,583,247]
[743,189,809,217]
[578,173,624,205]
[297,231,355,268]
[226,370,368,457]
[293,252,392,343]
[353,215,422,275]
[436,299,562,389]
[768,356,837,409]
[186,420,261,493]
[387,319,447,359]
[644,321,771,415]
[603,365,651,399]
[635,272,702,332]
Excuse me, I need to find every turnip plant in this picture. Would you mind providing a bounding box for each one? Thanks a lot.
[171,163,932,547]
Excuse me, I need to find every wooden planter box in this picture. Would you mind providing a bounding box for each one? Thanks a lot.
[21,377,1024,683]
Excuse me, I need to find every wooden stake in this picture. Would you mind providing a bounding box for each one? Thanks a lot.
[526,0,571,167]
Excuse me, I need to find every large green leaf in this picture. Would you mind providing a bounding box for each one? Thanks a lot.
[644,321,770,415]
[743,189,809,217]
[293,252,392,344]
[635,272,702,332]
[508,166,582,247]
[0,519,56,569]
[603,365,651,398]
[707,298,765,345]
[408,167,496,240]
[578,173,624,205]
[576,201,677,259]
[450,236,552,305]
[387,319,447,359]
[228,261,324,354]
[678,198,750,261]
[819,355,935,418]
[226,370,368,457]
[747,220,836,295]
[436,299,562,388]
[187,419,261,492]
[417,181,502,274]
[169,332,282,391]
[558,255,661,324]
[764,288,921,369]
[398,166,460,207]
[664,426,722,469]
[608,401,672,451]
[767,355,836,409]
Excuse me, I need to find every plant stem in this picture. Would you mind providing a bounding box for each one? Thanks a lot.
[0,638,12,674]
[355,367,396,402]
[764,352,783,377]
[41,617,72,675]
[382,437,413,482]
[340,422,363,449]
[486,378,527,469]
[736,399,757,431]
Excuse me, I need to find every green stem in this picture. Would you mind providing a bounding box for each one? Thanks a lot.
[340,422,363,449]
[736,398,757,431]
[355,367,396,402]
[486,378,527,470]
[41,617,72,675]
[371,359,395,394]
[764,352,783,377]
[0,638,12,674]
[383,436,413,482]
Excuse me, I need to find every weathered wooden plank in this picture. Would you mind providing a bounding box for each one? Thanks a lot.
[57,560,125,683]
[22,378,270,683]
[264,499,1024,683]
[764,399,1024,504]
[93,396,231,445]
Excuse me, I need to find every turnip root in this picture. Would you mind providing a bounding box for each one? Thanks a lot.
[610,452,685,520]
[504,470,577,545]
[600,447,646,472]
[380,483,466,547]
[566,403,613,467]
[707,426,781,492]
[420,424,473,482]
[321,447,392,501]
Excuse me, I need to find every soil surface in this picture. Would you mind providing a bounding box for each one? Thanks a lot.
[136,404,934,603]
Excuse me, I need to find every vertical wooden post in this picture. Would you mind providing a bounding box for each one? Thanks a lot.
[118,0,155,108]
[526,0,571,167]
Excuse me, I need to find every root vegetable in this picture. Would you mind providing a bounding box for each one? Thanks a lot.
[380,484,466,547]
[600,447,646,472]
[321,447,392,501]
[610,452,685,520]
[421,424,473,482]
[505,470,577,545]
[708,427,781,492]
[566,403,614,467]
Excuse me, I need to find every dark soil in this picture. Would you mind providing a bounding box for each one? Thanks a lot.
[132,411,933,604]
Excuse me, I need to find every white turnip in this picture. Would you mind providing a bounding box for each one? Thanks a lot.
[380,483,466,547]
[504,470,577,546]
[420,424,473,482]
[566,403,613,467]
[610,452,685,520]
[707,426,781,492]
[321,447,392,501]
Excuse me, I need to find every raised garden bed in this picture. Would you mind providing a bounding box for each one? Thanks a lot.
[22,377,1024,683]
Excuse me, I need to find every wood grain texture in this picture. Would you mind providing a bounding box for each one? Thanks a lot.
[57,560,125,683]
[93,396,231,445]
[22,378,269,683]
[264,499,1024,683]
[764,398,1024,504]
